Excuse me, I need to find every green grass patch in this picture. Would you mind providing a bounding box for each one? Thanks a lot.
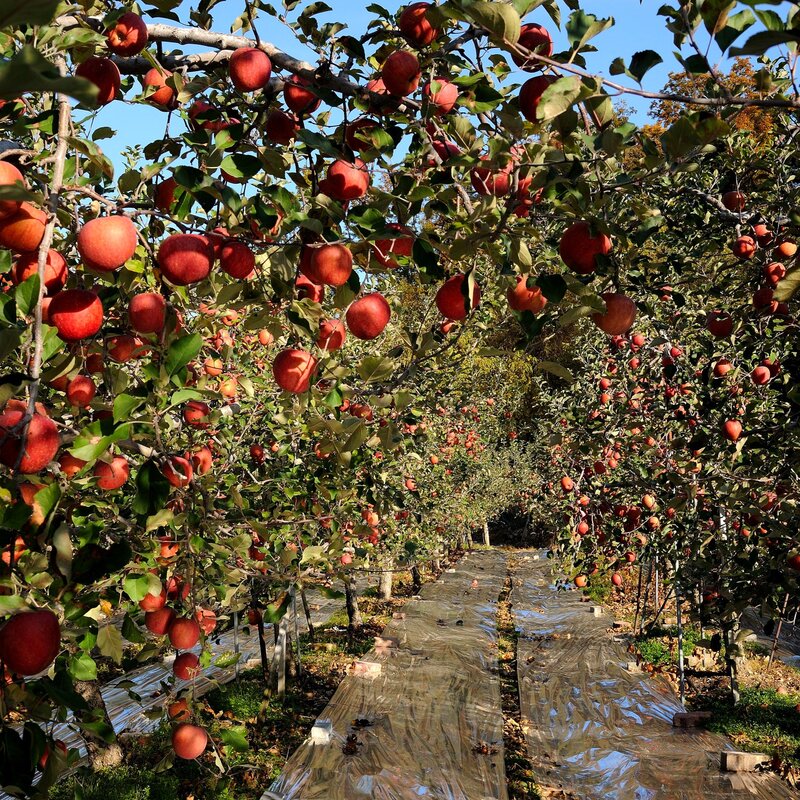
[700,687,800,768]
[635,624,701,666]
[50,764,180,800]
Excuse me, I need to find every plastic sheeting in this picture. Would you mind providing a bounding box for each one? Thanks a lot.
[266,550,509,800]
[512,552,797,800]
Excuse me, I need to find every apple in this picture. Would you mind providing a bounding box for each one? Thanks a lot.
[139,588,167,613]
[0,404,59,474]
[764,261,786,286]
[706,310,733,338]
[107,334,141,363]
[0,160,25,219]
[250,443,265,463]
[59,452,87,477]
[776,240,797,259]
[189,445,212,475]
[168,699,191,721]
[145,607,176,636]
[182,400,211,428]
[560,476,573,491]
[93,455,130,490]
[592,293,637,335]
[220,240,255,279]
[77,214,138,271]
[66,375,96,407]
[162,455,193,488]
[731,235,756,259]
[143,67,177,109]
[722,419,743,442]
[129,293,166,334]
[721,190,746,211]
[611,572,623,587]
[398,2,440,47]
[12,249,67,294]
[751,365,771,385]
[559,221,612,274]
[154,177,177,211]
[172,723,207,759]
[0,609,60,675]
[168,617,200,650]
[296,273,324,303]
[317,318,347,351]
[106,12,148,57]
[272,349,318,393]
[0,202,47,252]
[229,47,272,92]
[381,50,421,97]
[574,575,587,588]
[507,275,546,313]
[470,159,511,196]
[318,159,370,202]
[435,274,481,320]
[75,57,120,106]
[301,242,353,286]
[513,23,554,70]
[423,78,458,114]
[266,109,300,144]
[345,117,379,152]
[284,75,320,114]
[195,607,216,635]
[518,75,555,122]
[346,293,391,339]
[158,233,213,285]
[372,224,414,268]
[173,652,201,681]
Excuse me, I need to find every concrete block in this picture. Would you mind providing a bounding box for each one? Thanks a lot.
[392,611,406,620]
[625,661,641,673]
[672,711,712,728]
[720,750,768,772]
[590,606,603,616]
[310,719,332,744]
[531,554,540,561]
[351,660,382,678]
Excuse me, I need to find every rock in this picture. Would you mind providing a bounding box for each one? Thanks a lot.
[720,750,769,772]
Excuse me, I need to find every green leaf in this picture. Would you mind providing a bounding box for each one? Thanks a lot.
[68,652,97,681]
[536,274,567,303]
[730,29,800,56]
[220,726,250,753]
[52,524,72,580]
[357,356,395,383]
[628,50,663,83]
[97,625,123,664]
[0,0,59,27]
[121,613,146,644]
[715,9,755,52]
[566,10,613,51]
[123,575,152,603]
[701,0,735,35]
[536,75,584,122]
[465,1,521,45]
[113,393,144,423]
[0,47,98,104]
[536,360,574,382]
[165,333,202,376]
[774,266,800,302]
[14,274,40,318]
[133,460,171,517]
[219,154,262,179]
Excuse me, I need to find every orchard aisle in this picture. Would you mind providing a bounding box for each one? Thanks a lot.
[265,550,509,800]
[512,553,795,800]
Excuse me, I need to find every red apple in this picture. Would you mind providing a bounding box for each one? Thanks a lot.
[317,318,347,351]
[0,203,47,252]
[559,221,612,274]
[301,242,353,286]
[229,47,272,92]
[75,57,121,106]
[106,12,149,57]
[93,455,130,490]
[12,249,67,294]
[346,293,391,340]
[172,723,207,759]
[129,293,166,334]
[381,50,420,97]
[48,289,103,341]
[158,233,213,285]
[398,2,440,47]
[77,215,138,271]
[284,76,320,114]
[0,609,60,675]
[591,293,637,335]
[272,349,318,393]
[435,274,481,321]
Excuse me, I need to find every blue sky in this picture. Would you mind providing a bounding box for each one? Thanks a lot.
[92,1,766,173]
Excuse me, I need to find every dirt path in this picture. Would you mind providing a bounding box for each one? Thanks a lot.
[512,552,795,800]
[264,550,509,800]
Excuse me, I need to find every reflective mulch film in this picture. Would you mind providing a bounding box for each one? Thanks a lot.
[513,552,796,800]
[266,550,509,800]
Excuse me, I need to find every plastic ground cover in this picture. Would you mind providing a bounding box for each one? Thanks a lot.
[512,552,797,800]
[265,550,509,800]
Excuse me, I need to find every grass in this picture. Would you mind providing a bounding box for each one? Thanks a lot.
[584,572,612,605]
[635,624,701,667]
[49,764,180,800]
[698,687,800,771]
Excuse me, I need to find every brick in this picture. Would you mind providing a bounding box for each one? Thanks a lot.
[672,711,712,728]
[720,750,769,772]
[351,660,382,678]
[310,719,332,744]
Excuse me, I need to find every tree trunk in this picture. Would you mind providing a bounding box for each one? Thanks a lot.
[344,575,362,633]
[256,616,269,679]
[411,564,422,594]
[379,560,393,600]
[74,681,124,769]
[300,587,315,641]
[723,615,743,705]
[483,520,490,546]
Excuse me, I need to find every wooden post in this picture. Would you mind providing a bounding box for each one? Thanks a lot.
[233,610,240,679]
[379,560,393,600]
[483,521,490,547]
[768,593,791,670]
[675,559,686,707]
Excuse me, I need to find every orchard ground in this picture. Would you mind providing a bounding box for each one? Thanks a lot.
[2,0,800,798]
